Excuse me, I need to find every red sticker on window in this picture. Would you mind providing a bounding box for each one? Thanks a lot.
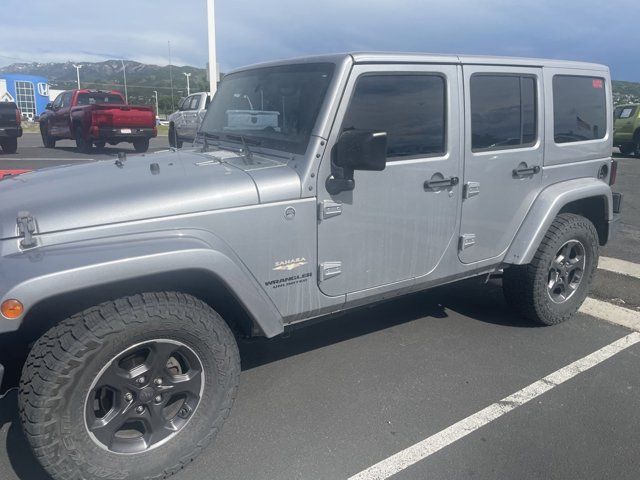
[592,79,604,89]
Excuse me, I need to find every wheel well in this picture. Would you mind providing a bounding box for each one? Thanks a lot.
[634,128,640,142]
[17,269,257,347]
[559,196,608,245]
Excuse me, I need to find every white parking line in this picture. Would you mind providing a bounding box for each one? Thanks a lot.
[599,256,640,280]
[580,297,640,332]
[348,331,640,480]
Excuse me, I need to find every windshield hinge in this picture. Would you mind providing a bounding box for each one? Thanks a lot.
[318,200,343,220]
[17,211,38,248]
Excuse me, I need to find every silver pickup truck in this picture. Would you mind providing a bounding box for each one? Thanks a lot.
[0,53,621,480]
[168,91,211,147]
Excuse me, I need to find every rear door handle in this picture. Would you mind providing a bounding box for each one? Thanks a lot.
[424,176,459,189]
[512,165,541,178]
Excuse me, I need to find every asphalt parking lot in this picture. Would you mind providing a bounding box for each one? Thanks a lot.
[1,136,640,480]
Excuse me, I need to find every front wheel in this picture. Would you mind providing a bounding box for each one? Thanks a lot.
[19,292,240,480]
[503,213,599,325]
[133,138,150,153]
[40,123,56,148]
[168,125,183,149]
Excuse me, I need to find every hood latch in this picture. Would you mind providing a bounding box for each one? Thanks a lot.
[17,211,38,248]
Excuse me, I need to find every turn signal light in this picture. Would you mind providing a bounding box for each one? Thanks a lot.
[1,299,24,319]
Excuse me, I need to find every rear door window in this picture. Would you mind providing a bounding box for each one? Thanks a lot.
[553,75,607,143]
[470,74,537,151]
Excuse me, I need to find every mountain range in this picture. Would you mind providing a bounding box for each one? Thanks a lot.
[2,60,640,113]
[0,60,212,114]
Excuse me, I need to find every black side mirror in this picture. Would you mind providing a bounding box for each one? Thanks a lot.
[45,102,53,110]
[326,130,387,195]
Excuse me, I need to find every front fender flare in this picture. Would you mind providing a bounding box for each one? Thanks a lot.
[0,230,284,337]
[503,178,612,265]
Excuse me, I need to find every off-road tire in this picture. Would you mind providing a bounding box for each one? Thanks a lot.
[0,137,17,154]
[503,213,599,326]
[75,125,92,153]
[19,292,240,480]
[133,138,150,153]
[168,125,183,149]
[40,123,56,148]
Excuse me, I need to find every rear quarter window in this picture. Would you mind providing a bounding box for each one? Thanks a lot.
[553,75,607,144]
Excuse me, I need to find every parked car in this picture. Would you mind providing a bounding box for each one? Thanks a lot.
[167,92,211,147]
[0,102,22,154]
[39,90,157,153]
[613,103,640,156]
[0,53,621,480]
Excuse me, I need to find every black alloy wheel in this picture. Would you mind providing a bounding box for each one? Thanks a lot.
[85,339,204,454]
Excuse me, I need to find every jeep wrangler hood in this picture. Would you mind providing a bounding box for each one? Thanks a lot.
[0,149,293,239]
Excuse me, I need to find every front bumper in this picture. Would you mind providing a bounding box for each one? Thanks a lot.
[0,126,23,138]
[91,127,157,140]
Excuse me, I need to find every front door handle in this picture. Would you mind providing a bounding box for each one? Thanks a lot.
[512,165,541,178]
[424,176,459,190]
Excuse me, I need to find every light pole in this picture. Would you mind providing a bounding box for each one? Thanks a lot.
[206,0,218,95]
[168,41,175,110]
[153,90,159,118]
[183,72,191,96]
[120,59,128,103]
[72,64,82,89]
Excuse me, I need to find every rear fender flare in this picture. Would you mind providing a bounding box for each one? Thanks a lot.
[503,178,612,265]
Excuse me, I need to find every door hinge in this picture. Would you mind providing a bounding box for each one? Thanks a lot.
[318,200,343,220]
[319,261,342,281]
[459,234,476,251]
[17,211,38,248]
[464,182,480,199]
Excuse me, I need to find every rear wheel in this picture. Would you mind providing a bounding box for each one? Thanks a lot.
[0,137,17,154]
[133,138,150,153]
[75,125,92,153]
[503,213,599,325]
[19,292,240,480]
[40,123,56,148]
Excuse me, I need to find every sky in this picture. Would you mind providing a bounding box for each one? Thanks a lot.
[1,0,639,81]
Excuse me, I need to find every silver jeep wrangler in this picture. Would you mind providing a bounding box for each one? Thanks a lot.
[0,53,622,480]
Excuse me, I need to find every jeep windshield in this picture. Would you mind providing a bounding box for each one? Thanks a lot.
[199,62,335,155]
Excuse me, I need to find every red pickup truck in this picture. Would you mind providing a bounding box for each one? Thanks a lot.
[39,90,156,153]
